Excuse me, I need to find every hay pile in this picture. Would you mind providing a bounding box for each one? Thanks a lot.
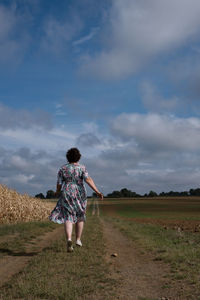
[0,185,53,224]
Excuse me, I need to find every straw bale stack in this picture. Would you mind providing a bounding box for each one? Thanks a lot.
[0,184,53,224]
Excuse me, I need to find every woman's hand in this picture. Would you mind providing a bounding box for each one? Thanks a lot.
[96,191,104,200]
[85,177,103,200]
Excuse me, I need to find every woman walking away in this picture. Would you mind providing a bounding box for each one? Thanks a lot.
[49,148,103,252]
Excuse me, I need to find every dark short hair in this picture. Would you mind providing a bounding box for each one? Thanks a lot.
[66,148,81,163]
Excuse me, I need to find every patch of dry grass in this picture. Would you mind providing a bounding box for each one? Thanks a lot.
[0,185,52,224]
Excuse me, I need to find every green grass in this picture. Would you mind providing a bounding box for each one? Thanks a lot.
[115,205,154,218]
[1,212,117,300]
[0,221,58,256]
[0,221,58,237]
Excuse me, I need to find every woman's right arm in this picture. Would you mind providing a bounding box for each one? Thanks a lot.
[85,177,103,200]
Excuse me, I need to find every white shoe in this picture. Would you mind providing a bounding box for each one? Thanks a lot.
[76,240,82,247]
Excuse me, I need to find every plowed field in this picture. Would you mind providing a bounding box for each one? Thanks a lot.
[100,197,200,232]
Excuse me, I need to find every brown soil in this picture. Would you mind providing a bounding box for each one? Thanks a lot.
[101,219,186,300]
[128,218,200,233]
[0,225,63,287]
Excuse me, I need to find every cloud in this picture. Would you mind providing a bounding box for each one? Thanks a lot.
[55,103,67,116]
[83,112,200,194]
[111,113,200,152]
[2,103,200,196]
[0,103,78,154]
[80,0,200,79]
[77,133,101,147]
[0,3,31,65]
[140,81,179,113]
[0,5,16,40]
[0,103,52,130]
[0,126,78,153]
[73,27,99,46]
[0,147,62,195]
[0,4,20,63]
[167,53,200,103]
[41,14,82,55]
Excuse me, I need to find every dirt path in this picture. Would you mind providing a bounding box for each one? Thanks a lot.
[0,226,63,287]
[101,219,182,300]
[92,198,100,216]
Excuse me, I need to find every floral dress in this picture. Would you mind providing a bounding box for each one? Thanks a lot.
[49,163,89,224]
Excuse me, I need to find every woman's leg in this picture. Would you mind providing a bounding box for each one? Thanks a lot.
[75,221,84,241]
[64,221,73,241]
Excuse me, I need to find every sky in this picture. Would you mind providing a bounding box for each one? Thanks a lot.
[1,0,200,196]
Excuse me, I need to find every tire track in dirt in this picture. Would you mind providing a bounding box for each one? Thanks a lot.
[0,225,63,287]
[92,198,99,216]
[101,219,183,300]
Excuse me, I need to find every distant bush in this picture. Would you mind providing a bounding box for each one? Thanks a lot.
[35,193,45,199]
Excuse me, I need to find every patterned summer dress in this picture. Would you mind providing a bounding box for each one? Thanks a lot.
[49,163,89,224]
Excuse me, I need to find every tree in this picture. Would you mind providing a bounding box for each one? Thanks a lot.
[148,190,157,197]
[35,193,45,199]
[190,188,200,196]
[107,190,121,197]
[46,190,55,199]
[180,191,188,196]
[107,188,141,198]
[159,192,166,196]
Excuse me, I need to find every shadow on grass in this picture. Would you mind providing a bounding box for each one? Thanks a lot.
[0,248,38,257]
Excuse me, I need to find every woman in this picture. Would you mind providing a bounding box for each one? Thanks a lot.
[49,147,103,252]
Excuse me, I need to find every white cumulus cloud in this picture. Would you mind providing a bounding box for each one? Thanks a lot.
[81,0,200,79]
[111,113,200,152]
[140,82,179,113]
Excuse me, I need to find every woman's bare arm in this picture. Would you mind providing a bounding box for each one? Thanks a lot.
[85,177,103,200]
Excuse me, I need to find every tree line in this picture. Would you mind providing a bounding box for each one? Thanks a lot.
[107,188,200,197]
[35,187,200,199]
